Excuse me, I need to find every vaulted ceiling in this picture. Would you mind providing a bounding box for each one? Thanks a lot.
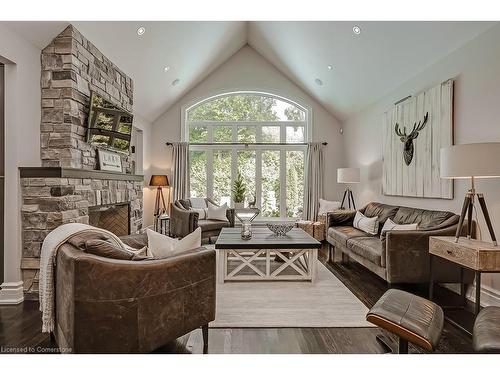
[2,21,497,123]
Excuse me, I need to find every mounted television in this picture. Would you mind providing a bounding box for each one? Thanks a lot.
[86,92,133,154]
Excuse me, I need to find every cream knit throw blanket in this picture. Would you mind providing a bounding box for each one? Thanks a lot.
[39,223,127,333]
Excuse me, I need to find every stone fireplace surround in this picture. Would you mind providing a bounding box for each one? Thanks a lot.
[19,25,144,296]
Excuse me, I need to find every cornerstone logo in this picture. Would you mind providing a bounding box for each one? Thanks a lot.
[1,346,72,354]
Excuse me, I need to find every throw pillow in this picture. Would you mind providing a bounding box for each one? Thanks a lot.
[191,207,207,219]
[85,239,150,261]
[318,199,341,215]
[190,197,207,209]
[119,232,148,249]
[146,227,201,258]
[67,231,113,250]
[207,201,229,221]
[381,218,418,235]
[353,211,379,235]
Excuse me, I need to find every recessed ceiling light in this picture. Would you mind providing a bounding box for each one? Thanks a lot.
[315,78,323,86]
[137,26,146,36]
[327,65,333,70]
[164,66,171,72]
[353,25,361,35]
[172,78,180,86]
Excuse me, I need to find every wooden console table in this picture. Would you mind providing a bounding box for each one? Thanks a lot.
[429,236,500,332]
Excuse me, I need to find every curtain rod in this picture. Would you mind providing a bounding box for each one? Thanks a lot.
[394,77,455,105]
[166,142,327,146]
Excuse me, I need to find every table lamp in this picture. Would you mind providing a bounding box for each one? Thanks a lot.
[441,143,500,245]
[337,168,360,210]
[150,174,170,217]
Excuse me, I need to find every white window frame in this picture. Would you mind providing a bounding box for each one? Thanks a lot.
[183,91,311,220]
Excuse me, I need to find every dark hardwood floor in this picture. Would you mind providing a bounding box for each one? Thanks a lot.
[0,248,474,354]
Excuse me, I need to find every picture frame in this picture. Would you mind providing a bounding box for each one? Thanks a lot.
[97,148,123,172]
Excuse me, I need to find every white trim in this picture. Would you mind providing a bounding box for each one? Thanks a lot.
[444,283,500,307]
[0,281,24,305]
[180,89,313,142]
[477,284,500,306]
[188,120,306,127]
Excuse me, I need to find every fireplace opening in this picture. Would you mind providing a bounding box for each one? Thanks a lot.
[89,203,130,237]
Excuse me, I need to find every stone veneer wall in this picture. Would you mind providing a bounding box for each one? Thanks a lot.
[20,25,143,296]
[41,25,133,170]
[21,175,143,294]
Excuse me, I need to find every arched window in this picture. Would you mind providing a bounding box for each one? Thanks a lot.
[184,92,309,219]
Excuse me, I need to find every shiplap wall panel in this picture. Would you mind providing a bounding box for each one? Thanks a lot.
[382,80,454,199]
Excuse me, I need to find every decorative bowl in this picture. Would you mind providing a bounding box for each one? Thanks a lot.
[266,222,294,236]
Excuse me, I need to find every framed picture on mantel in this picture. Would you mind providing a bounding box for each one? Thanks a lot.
[97,148,123,173]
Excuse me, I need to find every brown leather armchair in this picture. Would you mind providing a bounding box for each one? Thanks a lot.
[170,198,235,241]
[53,234,216,353]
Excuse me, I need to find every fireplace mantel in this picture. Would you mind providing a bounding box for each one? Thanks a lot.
[19,167,144,182]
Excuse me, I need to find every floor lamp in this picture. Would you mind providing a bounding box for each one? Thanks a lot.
[150,174,170,217]
[337,168,360,210]
[441,143,500,245]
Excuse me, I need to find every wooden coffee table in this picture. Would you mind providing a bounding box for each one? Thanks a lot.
[215,227,321,283]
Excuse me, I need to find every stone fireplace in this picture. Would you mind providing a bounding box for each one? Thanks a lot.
[20,25,144,296]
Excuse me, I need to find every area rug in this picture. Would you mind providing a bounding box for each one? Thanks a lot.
[210,255,373,328]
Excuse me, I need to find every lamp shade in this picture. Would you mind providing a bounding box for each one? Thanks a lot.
[337,168,360,183]
[149,174,170,187]
[440,143,500,179]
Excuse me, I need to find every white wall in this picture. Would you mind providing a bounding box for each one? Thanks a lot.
[343,24,500,306]
[150,45,345,223]
[0,24,41,304]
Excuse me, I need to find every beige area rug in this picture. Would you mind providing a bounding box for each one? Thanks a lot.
[210,254,373,328]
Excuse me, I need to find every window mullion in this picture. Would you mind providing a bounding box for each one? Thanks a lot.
[279,125,286,218]
[205,149,212,199]
[206,126,214,199]
[280,148,286,219]
[280,123,286,143]
[231,150,237,208]
[255,127,262,217]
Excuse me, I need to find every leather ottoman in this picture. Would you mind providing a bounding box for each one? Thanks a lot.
[366,289,444,353]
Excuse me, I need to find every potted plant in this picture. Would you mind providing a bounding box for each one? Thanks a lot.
[232,172,246,209]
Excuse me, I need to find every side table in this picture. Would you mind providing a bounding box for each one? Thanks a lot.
[295,220,325,242]
[154,213,170,235]
[429,236,500,333]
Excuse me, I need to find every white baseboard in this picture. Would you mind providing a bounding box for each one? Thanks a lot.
[443,282,500,307]
[0,281,24,305]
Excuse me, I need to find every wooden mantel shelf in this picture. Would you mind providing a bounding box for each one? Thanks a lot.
[19,167,144,182]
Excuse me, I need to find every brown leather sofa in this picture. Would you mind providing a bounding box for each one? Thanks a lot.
[53,233,216,353]
[473,306,500,353]
[170,198,235,241]
[326,202,474,285]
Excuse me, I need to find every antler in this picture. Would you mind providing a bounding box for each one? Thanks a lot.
[408,112,429,138]
[394,123,406,137]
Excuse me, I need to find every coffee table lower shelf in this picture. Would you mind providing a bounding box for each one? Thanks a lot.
[218,248,318,283]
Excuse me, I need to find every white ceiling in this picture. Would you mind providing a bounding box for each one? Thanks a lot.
[248,21,496,120]
[2,21,497,123]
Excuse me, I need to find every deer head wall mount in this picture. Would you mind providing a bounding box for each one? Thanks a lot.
[394,112,429,166]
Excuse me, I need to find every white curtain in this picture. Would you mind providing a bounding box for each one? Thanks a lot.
[303,142,324,221]
[171,142,189,201]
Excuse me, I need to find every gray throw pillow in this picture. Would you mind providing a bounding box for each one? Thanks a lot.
[67,232,112,250]
[85,239,149,261]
